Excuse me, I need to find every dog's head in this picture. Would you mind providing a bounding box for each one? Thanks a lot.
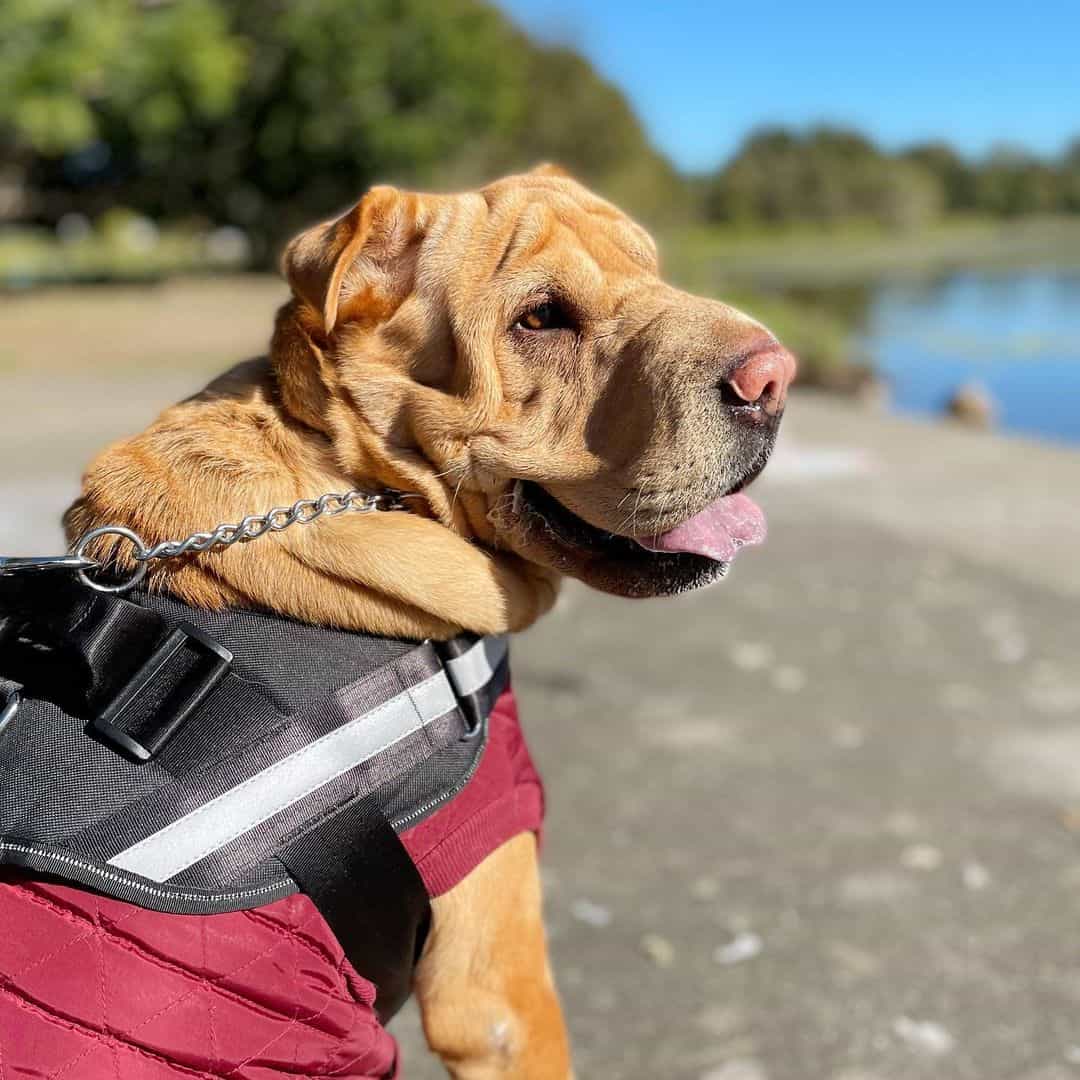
[274,166,795,599]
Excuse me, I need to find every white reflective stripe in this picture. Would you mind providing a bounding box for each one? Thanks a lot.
[407,669,458,723]
[108,670,457,883]
[445,635,508,698]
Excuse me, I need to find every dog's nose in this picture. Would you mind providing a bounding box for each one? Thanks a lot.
[722,344,797,416]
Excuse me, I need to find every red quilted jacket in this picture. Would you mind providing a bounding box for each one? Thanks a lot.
[0,688,543,1080]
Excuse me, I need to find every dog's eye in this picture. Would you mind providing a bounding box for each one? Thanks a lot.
[515,301,572,332]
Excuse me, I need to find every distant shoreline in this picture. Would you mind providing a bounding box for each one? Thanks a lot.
[660,216,1080,398]
[665,214,1080,289]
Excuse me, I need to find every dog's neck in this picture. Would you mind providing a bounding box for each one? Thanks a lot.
[65,321,559,641]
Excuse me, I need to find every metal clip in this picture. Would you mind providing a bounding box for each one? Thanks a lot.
[373,489,422,512]
[0,688,19,734]
[0,554,100,577]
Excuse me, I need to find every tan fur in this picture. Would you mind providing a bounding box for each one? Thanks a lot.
[415,834,571,1078]
[65,167,783,1075]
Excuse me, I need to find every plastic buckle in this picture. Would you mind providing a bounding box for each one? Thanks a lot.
[91,621,232,762]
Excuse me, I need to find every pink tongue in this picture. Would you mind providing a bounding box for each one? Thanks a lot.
[637,493,766,563]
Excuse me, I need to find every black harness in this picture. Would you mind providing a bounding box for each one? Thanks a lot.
[0,576,507,1020]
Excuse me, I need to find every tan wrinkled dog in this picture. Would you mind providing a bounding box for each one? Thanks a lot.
[67,167,795,1077]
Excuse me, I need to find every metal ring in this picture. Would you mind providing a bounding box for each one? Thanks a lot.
[73,526,150,594]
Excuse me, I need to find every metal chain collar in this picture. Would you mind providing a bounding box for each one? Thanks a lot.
[0,488,417,595]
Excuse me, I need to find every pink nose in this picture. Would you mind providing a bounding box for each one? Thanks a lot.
[724,344,797,415]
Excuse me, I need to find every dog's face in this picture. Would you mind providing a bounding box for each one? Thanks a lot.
[277,167,794,598]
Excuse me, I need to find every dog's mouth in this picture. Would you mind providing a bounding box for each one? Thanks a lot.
[510,458,769,598]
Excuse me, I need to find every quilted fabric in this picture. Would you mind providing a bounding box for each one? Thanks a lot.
[0,689,543,1078]
[0,880,398,1079]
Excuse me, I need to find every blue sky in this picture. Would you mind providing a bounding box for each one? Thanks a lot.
[493,0,1080,172]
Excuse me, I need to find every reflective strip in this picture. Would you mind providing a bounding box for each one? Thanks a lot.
[108,671,457,883]
[445,635,508,698]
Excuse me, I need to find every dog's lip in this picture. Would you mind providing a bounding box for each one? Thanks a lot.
[630,457,771,563]
[511,478,732,598]
[511,448,774,569]
[715,450,769,498]
[513,480,680,561]
[515,452,769,542]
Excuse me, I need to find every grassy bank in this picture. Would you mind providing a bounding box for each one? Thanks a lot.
[665,214,1080,288]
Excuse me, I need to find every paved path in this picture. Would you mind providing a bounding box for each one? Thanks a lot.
[3,324,1080,1078]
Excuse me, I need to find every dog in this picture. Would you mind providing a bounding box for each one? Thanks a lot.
[54,166,794,1077]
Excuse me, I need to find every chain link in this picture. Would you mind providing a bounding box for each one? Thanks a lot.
[68,488,415,593]
[1,489,417,594]
[136,489,409,563]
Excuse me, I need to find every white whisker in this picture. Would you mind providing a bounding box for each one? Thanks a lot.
[449,468,467,521]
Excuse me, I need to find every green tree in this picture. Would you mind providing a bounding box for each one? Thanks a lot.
[1061,138,1080,212]
[704,125,943,229]
[0,0,245,219]
[903,141,977,211]
[3,0,680,258]
[184,0,533,252]
[974,145,1061,216]
[703,128,802,224]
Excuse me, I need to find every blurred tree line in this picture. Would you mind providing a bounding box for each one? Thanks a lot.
[1,0,1077,267]
[703,127,1080,229]
[0,0,675,263]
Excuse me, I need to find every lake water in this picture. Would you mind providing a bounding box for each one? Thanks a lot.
[861,270,1080,445]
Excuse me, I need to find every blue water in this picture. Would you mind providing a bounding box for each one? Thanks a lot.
[861,271,1080,444]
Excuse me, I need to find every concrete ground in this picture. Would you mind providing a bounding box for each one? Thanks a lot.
[3,280,1080,1079]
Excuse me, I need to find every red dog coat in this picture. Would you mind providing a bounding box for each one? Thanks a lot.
[0,688,542,1079]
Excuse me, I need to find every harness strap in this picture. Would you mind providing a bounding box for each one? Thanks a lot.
[278,793,430,1023]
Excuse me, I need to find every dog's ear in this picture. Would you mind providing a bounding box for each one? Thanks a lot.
[282,186,422,334]
[528,162,571,179]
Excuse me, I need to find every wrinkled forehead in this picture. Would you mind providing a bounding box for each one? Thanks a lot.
[480,175,659,280]
[413,175,659,303]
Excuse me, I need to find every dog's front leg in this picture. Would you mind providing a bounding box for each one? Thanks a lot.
[414,832,573,1079]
